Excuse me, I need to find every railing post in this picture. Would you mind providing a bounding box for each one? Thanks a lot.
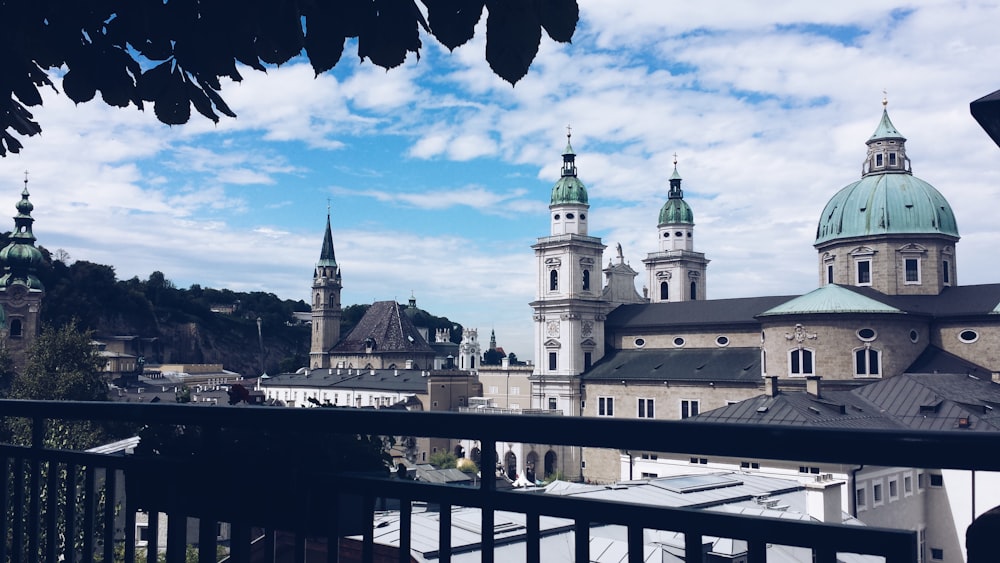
[399,498,412,563]
[627,525,643,563]
[574,518,589,563]
[103,468,117,563]
[46,461,59,562]
[65,463,78,563]
[439,502,452,563]
[480,438,497,563]
[28,416,44,561]
[685,530,703,563]
[0,456,9,563]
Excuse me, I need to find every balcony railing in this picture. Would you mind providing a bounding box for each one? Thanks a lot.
[3,398,999,563]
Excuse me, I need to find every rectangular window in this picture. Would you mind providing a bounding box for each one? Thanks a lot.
[875,153,883,166]
[790,348,814,376]
[930,548,943,561]
[826,264,834,284]
[680,399,700,419]
[584,352,592,371]
[510,386,520,395]
[856,259,872,285]
[918,472,925,490]
[548,352,557,371]
[689,457,707,464]
[856,487,867,509]
[548,398,557,410]
[904,475,913,494]
[930,473,943,487]
[889,478,898,499]
[943,260,951,284]
[637,398,654,418]
[855,348,881,377]
[889,152,897,166]
[488,385,499,394]
[873,482,883,504]
[641,453,658,460]
[137,525,150,544]
[640,472,658,479]
[905,258,920,283]
[598,397,614,417]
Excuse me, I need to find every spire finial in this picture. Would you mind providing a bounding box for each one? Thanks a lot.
[566,124,572,141]
[23,170,28,187]
[882,90,888,108]
[673,153,678,167]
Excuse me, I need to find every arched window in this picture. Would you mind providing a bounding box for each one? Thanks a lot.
[549,270,558,291]
[526,451,539,482]
[544,450,557,477]
[454,444,465,458]
[504,451,517,480]
[582,269,590,291]
[660,281,669,301]
[10,319,22,338]
[789,348,814,376]
[855,348,881,377]
[690,281,697,300]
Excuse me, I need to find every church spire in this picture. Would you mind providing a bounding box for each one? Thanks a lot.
[561,125,577,178]
[318,207,337,267]
[667,153,684,200]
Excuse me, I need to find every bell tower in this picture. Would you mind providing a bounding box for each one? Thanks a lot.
[309,209,343,369]
[530,129,607,414]
[0,174,45,369]
[643,156,709,302]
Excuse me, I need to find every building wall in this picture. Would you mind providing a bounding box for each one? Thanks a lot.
[611,327,760,351]
[580,381,762,483]
[933,321,1000,373]
[817,237,956,296]
[760,316,930,380]
[478,365,535,410]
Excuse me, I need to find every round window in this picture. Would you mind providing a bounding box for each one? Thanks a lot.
[958,330,979,343]
[687,232,692,237]
[580,214,586,220]
[675,231,683,237]
[663,232,670,238]
[566,213,575,219]
[857,328,877,341]
[634,338,646,348]
[716,336,729,347]
[909,330,919,343]
[673,337,685,347]
[553,214,561,220]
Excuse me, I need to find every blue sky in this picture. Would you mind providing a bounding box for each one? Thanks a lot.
[3,1,999,363]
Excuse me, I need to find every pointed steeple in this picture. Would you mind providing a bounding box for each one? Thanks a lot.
[318,210,337,268]
[561,125,577,178]
[863,97,911,177]
[667,153,684,200]
[489,329,497,351]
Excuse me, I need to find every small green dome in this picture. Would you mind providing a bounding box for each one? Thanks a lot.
[815,174,958,244]
[550,132,589,205]
[815,106,959,245]
[659,198,693,224]
[551,175,589,205]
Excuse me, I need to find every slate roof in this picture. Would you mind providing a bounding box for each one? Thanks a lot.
[905,345,992,379]
[260,367,440,393]
[693,373,1000,432]
[582,348,761,383]
[607,295,798,330]
[332,301,435,354]
[842,283,1000,319]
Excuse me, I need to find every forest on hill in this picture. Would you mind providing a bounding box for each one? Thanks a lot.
[6,234,462,377]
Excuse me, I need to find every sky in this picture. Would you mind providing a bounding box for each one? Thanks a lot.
[2,1,999,364]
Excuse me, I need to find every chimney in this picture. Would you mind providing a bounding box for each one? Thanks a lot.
[806,375,821,398]
[501,357,510,369]
[406,360,414,370]
[804,474,844,523]
[764,376,779,397]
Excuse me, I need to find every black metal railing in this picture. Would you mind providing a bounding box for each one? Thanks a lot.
[3,399,998,563]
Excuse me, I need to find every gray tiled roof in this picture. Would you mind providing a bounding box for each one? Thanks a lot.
[582,348,761,383]
[843,283,1000,318]
[607,295,799,330]
[332,301,435,354]
[694,373,1000,432]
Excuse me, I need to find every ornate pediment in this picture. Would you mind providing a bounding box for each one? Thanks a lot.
[545,257,562,268]
[655,270,672,280]
[849,246,876,257]
[784,324,818,344]
[897,243,928,254]
[543,338,561,349]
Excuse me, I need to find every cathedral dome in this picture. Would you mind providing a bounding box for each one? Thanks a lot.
[815,106,959,245]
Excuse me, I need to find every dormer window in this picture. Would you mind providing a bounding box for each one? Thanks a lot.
[889,153,897,166]
[875,154,883,167]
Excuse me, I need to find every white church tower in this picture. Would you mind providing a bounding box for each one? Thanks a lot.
[458,328,481,371]
[643,156,709,302]
[530,130,607,414]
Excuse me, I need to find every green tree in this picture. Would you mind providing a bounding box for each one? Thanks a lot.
[0,0,579,155]
[6,322,110,449]
[428,450,458,469]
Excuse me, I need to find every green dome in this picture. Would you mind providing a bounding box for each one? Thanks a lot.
[550,133,589,205]
[815,106,959,245]
[659,198,693,224]
[815,174,958,244]
[551,175,589,205]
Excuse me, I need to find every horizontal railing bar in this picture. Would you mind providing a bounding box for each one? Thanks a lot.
[1,400,997,470]
[334,475,915,558]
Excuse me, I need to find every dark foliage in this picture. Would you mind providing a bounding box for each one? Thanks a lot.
[0,0,579,155]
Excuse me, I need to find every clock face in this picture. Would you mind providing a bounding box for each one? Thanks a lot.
[8,284,27,306]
